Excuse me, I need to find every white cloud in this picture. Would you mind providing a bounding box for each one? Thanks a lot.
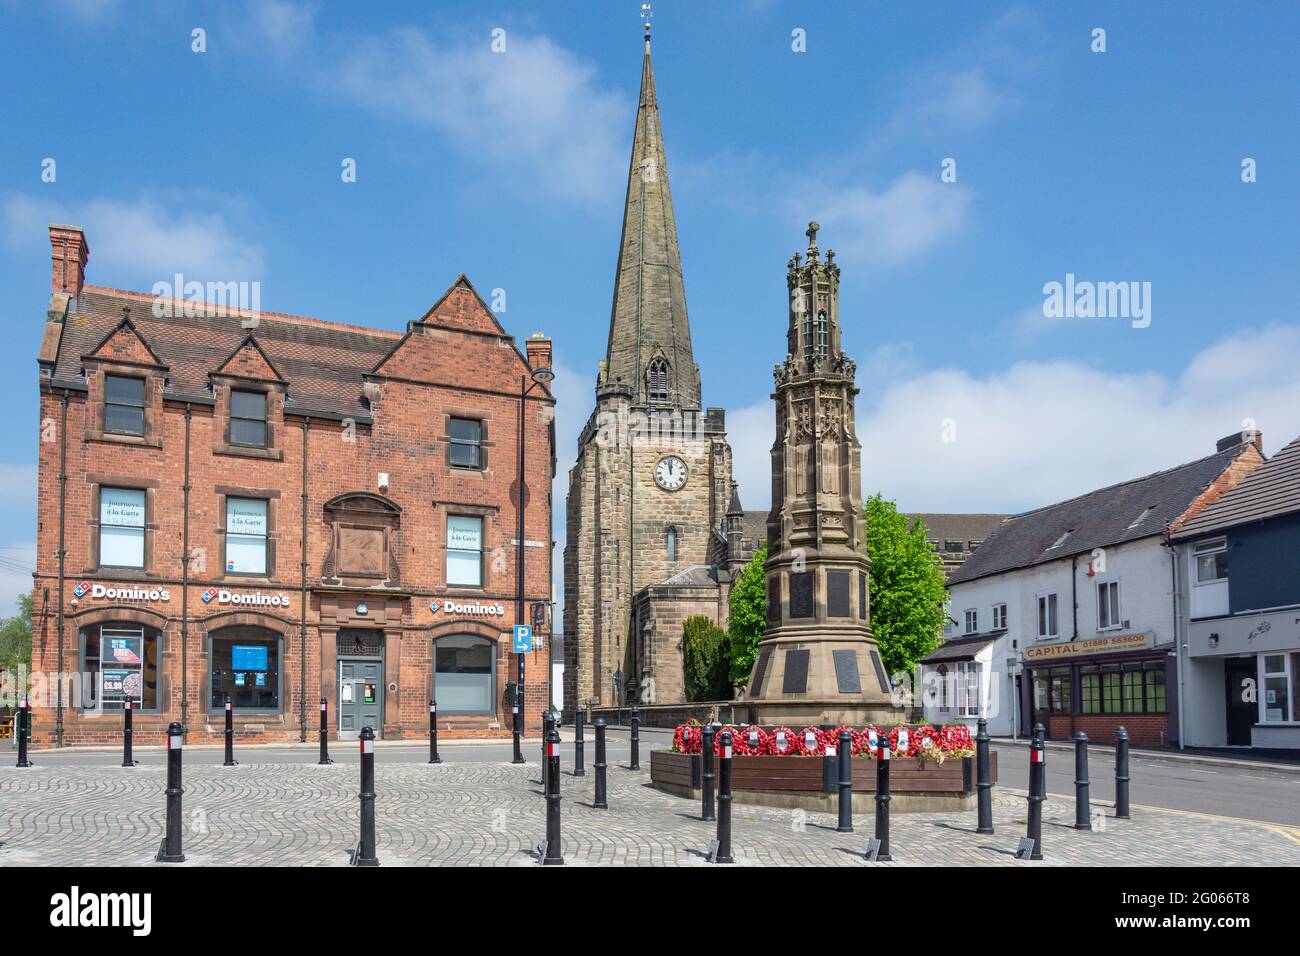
[250,8,629,208]
[2,194,266,283]
[792,172,972,269]
[728,324,1300,516]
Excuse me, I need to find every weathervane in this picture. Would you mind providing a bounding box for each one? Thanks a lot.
[640,2,653,36]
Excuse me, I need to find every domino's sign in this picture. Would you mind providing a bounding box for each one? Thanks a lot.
[430,598,506,617]
[73,580,171,602]
[201,588,290,607]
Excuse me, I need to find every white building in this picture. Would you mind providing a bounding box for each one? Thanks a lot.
[921,432,1264,746]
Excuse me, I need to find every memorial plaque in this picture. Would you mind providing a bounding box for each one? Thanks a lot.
[826,570,850,618]
[766,584,781,625]
[858,572,868,619]
[782,649,810,694]
[789,572,814,619]
[869,649,889,691]
[833,649,861,694]
[751,649,771,697]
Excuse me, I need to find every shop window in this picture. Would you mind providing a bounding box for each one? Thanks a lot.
[79,623,160,711]
[229,389,268,448]
[1080,666,1101,714]
[209,627,281,713]
[226,498,268,575]
[446,515,483,587]
[1097,580,1122,630]
[1261,654,1292,723]
[1032,673,1049,712]
[1049,667,1072,714]
[104,375,145,436]
[992,603,1007,630]
[99,486,145,569]
[1036,592,1058,639]
[1144,663,1167,714]
[449,418,483,469]
[964,609,978,634]
[1102,668,1122,713]
[434,634,495,714]
[1122,665,1143,711]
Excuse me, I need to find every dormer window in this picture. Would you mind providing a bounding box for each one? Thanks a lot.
[646,357,670,405]
[230,390,267,448]
[104,375,145,436]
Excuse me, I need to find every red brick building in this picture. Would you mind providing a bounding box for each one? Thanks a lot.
[31,225,556,745]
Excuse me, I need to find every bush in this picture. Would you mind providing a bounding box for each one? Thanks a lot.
[682,615,731,701]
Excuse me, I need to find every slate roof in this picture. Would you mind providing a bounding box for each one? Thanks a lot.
[947,443,1258,586]
[1173,435,1300,539]
[905,513,1007,547]
[921,634,999,664]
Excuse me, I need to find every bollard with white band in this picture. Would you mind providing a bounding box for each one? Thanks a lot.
[354,726,379,866]
[157,722,186,862]
[873,737,892,861]
[1025,724,1045,861]
[541,727,564,865]
[712,730,735,864]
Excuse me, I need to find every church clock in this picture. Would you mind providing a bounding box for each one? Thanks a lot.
[653,455,687,491]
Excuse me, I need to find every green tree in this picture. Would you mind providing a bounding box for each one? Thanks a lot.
[726,543,767,687]
[865,494,948,678]
[681,615,731,701]
[0,594,33,677]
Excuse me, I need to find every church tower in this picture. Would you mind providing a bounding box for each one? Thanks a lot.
[563,24,733,714]
[745,223,893,726]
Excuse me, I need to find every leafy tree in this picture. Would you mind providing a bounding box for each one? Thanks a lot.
[0,594,33,677]
[865,494,948,678]
[726,543,767,687]
[681,615,731,701]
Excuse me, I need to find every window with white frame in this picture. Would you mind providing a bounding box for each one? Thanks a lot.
[1260,653,1300,723]
[1037,592,1059,639]
[964,609,978,634]
[937,664,950,709]
[100,486,145,569]
[1097,580,1122,630]
[956,661,981,716]
[992,603,1007,630]
[225,497,268,575]
[1191,539,1229,618]
[446,515,484,587]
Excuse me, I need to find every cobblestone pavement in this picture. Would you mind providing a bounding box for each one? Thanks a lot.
[1,757,1297,866]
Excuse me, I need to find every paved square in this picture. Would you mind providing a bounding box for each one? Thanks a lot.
[1,757,1297,866]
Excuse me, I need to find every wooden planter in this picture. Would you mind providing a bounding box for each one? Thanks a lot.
[650,749,998,813]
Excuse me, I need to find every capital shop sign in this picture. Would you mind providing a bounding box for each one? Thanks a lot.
[72,580,289,607]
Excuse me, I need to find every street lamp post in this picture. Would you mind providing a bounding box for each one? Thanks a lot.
[514,366,553,764]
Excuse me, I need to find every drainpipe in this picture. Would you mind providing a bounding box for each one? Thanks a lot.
[1165,525,1185,750]
[300,416,310,742]
[181,403,192,737]
[1070,555,1079,738]
[55,390,69,746]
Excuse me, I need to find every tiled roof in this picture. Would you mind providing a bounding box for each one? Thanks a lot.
[1173,435,1300,538]
[905,513,1008,547]
[922,634,998,664]
[947,443,1257,586]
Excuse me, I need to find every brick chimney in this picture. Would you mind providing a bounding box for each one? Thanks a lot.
[1216,427,1264,455]
[525,332,552,373]
[50,224,89,298]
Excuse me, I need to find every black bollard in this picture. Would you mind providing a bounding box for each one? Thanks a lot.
[630,705,640,770]
[355,726,379,866]
[1026,723,1045,860]
[158,722,185,862]
[15,695,31,768]
[975,717,993,835]
[222,695,237,767]
[713,730,734,864]
[572,707,585,776]
[543,727,564,865]
[318,698,333,765]
[593,717,608,809]
[1114,725,1131,820]
[701,724,716,821]
[428,699,441,764]
[542,709,556,791]
[1073,731,1091,830]
[874,736,892,862]
[122,698,138,767]
[836,728,853,833]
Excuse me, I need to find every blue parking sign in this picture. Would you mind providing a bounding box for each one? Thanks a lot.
[513,625,533,653]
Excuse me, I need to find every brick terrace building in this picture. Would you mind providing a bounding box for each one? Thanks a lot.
[31,225,556,745]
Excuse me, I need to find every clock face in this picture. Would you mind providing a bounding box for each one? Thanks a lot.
[654,455,687,491]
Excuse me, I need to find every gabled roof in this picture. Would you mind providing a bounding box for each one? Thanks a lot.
[1173,435,1300,538]
[947,442,1260,586]
[922,634,998,664]
[212,333,285,383]
[83,313,167,368]
[412,274,508,337]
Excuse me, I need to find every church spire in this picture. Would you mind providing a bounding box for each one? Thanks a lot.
[601,15,700,409]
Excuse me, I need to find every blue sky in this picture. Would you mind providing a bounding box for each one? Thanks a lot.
[1,1,1298,613]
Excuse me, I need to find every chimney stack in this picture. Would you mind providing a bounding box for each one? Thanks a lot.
[1216,427,1264,455]
[49,224,89,299]
[525,332,552,373]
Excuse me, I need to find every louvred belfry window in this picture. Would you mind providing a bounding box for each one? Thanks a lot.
[646,357,670,404]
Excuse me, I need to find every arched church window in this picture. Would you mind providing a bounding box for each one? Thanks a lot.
[666,526,678,563]
[646,357,670,404]
[816,310,828,358]
[802,309,813,361]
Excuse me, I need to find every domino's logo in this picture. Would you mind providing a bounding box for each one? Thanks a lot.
[201,588,218,603]
[74,580,92,598]
[429,600,442,613]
